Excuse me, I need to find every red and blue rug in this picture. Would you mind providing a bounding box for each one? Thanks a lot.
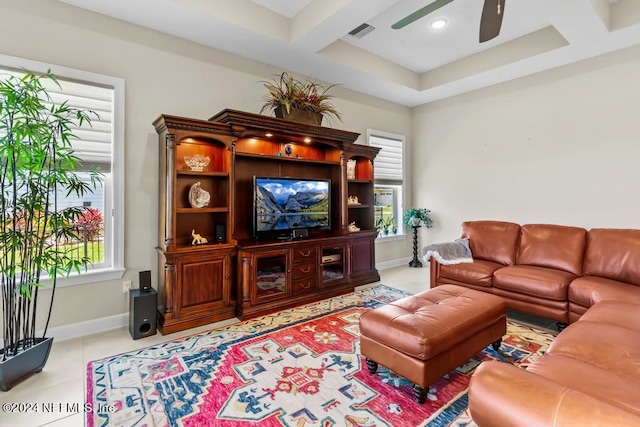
[86,285,555,426]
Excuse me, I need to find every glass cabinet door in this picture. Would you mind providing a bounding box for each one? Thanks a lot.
[254,251,290,302]
[320,245,346,287]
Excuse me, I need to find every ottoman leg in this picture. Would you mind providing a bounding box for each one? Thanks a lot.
[365,358,378,374]
[491,338,502,351]
[412,384,428,404]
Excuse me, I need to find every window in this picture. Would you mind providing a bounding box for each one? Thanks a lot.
[367,130,405,239]
[0,54,124,286]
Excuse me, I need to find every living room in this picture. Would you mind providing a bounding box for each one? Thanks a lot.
[1,0,639,425]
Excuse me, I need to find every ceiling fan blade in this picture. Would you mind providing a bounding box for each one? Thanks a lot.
[391,0,455,30]
[479,0,505,42]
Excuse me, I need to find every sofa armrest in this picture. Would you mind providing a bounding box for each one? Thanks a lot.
[429,256,440,288]
[469,361,640,427]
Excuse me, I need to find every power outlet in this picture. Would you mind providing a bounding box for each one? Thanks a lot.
[122,280,132,293]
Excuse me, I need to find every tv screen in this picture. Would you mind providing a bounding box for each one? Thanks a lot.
[254,176,330,238]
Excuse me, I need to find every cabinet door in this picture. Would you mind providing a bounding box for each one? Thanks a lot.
[253,249,291,303]
[319,244,347,288]
[351,236,375,278]
[175,253,230,317]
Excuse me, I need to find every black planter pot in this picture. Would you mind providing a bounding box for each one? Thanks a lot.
[0,337,53,391]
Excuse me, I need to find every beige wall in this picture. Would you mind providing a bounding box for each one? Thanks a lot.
[412,45,640,245]
[0,0,412,329]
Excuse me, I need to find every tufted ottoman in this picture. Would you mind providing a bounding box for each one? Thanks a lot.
[359,284,506,403]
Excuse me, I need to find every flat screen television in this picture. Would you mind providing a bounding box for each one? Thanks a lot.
[253,176,331,239]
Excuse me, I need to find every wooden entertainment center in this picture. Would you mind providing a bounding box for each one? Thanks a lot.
[153,109,380,334]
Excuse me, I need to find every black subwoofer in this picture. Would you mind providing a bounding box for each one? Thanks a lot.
[129,288,157,340]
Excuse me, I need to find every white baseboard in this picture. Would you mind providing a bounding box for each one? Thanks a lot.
[376,257,412,270]
[46,313,128,342]
[42,259,410,342]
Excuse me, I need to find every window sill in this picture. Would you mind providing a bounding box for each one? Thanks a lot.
[375,233,407,243]
[40,267,126,288]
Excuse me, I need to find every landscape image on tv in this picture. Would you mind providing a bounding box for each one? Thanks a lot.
[255,177,330,232]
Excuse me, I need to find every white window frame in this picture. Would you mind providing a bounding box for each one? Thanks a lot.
[0,53,125,286]
[367,129,406,242]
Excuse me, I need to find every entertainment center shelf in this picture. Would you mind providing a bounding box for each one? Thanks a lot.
[154,109,380,333]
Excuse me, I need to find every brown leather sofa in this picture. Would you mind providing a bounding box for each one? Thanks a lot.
[429,220,640,325]
[469,299,640,426]
[428,221,640,425]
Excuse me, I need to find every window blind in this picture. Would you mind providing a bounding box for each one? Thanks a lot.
[369,134,403,185]
[0,67,114,171]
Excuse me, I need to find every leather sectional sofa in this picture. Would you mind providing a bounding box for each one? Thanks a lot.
[428,220,640,426]
[429,220,640,325]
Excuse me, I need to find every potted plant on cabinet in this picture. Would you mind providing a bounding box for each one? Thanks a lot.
[259,72,342,126]
[0,70,101,391]
[403,208,433,268]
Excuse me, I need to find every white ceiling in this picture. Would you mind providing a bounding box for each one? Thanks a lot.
[59,0,640,107]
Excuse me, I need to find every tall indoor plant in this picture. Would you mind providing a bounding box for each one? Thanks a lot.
[259,72,342,125]
[0,70,100,390]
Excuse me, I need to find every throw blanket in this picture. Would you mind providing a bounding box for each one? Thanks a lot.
[423,238,473,265]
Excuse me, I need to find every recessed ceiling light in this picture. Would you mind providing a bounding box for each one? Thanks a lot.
[430,19,447,29]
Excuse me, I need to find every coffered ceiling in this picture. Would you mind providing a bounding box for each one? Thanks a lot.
[59,0,640,106]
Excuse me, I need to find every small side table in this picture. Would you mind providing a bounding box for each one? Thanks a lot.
[409,225,423,268]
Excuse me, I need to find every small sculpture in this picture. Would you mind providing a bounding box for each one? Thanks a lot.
[347,159,357,180]
[184,154,210,172]
[188,182,211,208]
[284,144,293,157]
[348,195,360,205]
[192,230,208,245]
[348,222,360,232]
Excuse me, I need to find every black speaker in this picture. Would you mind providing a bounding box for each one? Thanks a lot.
[139,270,152,292]
[129,289,157,340]
[215,223,226,243]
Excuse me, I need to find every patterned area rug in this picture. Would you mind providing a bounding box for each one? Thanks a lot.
[86,285,556,426]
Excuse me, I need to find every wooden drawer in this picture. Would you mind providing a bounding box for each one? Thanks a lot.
[292,262,316,279]
[293,277,317,295]
[293,246,317,263]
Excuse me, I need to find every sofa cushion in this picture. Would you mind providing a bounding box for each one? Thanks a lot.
[493,265,575,300]
[460,220,520,265]
[584,228,640,287]
[516,224,587,275]
[528,353,640,417]
[545,321,640,381]
[440,259,503,287]
[569,276,640,309]
[579,300,640,333]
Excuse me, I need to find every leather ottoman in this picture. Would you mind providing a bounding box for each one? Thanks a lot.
[359,284,507,403]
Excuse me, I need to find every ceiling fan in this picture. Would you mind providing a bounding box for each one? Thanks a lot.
[392,0,506,43]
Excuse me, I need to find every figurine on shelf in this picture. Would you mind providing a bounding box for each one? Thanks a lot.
[348,222,360,232]
[184,154,210,172]
[284,144,293,157]
[347,159,356,180]
[188,182,211,208]
[348,195,360,205]
[191,230,208,245]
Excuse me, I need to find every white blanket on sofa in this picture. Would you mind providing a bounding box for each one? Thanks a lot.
[422,238,474,265]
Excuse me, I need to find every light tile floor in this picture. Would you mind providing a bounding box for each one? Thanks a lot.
[0,265,554,426]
